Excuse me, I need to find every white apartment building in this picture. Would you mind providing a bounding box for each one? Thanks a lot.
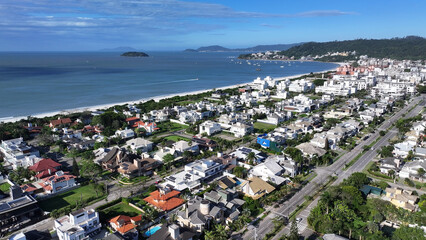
[288,79,314,93]
[54,209,101,240]
[199,121,221,136]
[0,138,40,169]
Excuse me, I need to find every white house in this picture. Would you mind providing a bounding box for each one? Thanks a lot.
[162,159,223,191]
[173,140,199,155]
[125,138,153,153]
[0,138,40,167]
[393,142,414,158]
[54,209,101,240]
[22,171,77,195]
[288,79,314,93]
[249,160,287,185]
[199,121,221,136]
[115,129,135,139]
[229,122,253,138]
[399,159,426,182]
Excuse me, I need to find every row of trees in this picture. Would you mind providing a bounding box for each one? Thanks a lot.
[308,172,426,239]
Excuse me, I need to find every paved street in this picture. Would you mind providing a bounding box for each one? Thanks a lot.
[244,96,423,240]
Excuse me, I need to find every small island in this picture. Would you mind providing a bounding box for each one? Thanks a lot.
[121,51,149,57]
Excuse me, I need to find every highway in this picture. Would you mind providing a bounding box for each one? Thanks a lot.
[243,96,423,240]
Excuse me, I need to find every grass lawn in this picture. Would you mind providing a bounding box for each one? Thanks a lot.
[120,175,150,184]
[0,182,10,192]
[39,184,105,212]
[100,202,141,221]
[157,121,188,132]
[254,121,276,132]
[163,135,190,142]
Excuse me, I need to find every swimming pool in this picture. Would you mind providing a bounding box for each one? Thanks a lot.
[145,225,161,237]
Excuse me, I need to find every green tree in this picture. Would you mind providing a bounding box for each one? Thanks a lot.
[79,159,102,182]
[288,218,299,240]
[247,152,256,165]
[72,158,80,176]
[392,225,425,240]
[342,172,370,188]
[163,154,174,169]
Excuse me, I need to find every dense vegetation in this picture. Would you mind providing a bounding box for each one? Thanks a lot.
[308,172,426,240]
[278,36,426,61]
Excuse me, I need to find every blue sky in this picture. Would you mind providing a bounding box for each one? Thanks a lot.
[0,0,425,51]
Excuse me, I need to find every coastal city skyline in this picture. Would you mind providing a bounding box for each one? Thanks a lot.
[1,0,425,51]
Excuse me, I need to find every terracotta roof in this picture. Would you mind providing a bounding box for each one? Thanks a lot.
[109,215,139,234]
[126,117,140,122]
[149,190,181,201]
[29,158,61,173]
[144,190,184,211]
[50,118,72,127]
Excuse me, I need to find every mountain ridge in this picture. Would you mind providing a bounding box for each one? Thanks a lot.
[184,43,303,52]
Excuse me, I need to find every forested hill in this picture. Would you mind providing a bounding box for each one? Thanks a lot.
[278,36,426,61]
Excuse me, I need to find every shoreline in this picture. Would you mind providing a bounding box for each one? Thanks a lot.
[1,63,342,124]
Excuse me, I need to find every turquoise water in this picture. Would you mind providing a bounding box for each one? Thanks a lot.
[0,51,337,118]
[145,225,161,236]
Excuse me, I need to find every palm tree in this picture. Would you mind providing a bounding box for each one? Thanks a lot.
[215,224,228,240]
[247,152,256,165]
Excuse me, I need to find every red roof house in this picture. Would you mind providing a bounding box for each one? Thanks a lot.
[144,188,185,211]
[126,117,141,127]
[29,158,62,179]
[109,215,142,237]
[49,118,72,128]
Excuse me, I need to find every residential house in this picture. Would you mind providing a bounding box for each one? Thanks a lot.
[266,155,299,177]
[173,141,199,156]
[22,171,76,195]
[199,121,221,136]
[125,138,153,153]
[49,118,72,129]
[288,79,314,93]
[249,160,287,185]
[229,122,253,138]
[109,215,141,240]
[231,147,267,164]
[115,129,135,139]
[147,224,197,240]
[117,158,159,178]
[296,142,327,158]
[176,196,224,233]
[240,176,275,199]
[0,138,40,169]
[204,189,245,215]
[29,158,62,179]
[0,187,43,236]
[399,159,426,182]
[100,147,129,172]
[54,209,101,240]
[144,187,185,211]
[162,170,202,191]
[393,142,414,158]
[214,153,237,173]
[192,137,217,151]
[384,188,418,212]
[217,176,238,190]
[379,158,401,174]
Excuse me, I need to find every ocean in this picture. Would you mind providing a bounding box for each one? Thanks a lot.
[0,51,337,119]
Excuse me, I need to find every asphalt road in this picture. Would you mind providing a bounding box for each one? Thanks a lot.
[244,96,423,240]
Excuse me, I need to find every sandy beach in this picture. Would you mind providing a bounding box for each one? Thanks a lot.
[1,62,342,124]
